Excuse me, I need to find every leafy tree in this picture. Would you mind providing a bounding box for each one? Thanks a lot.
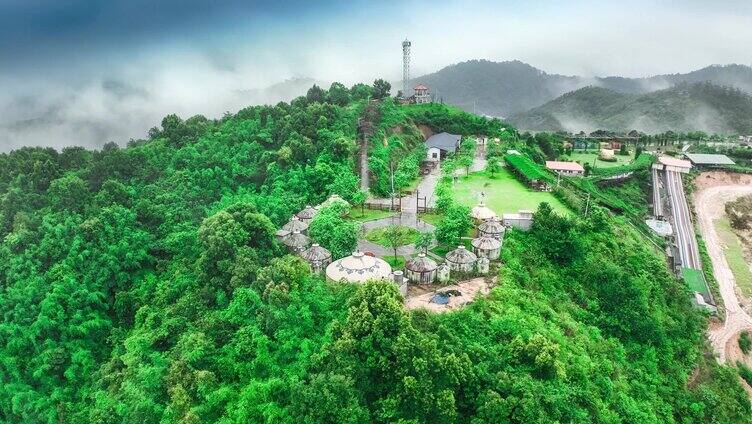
[327,82,351,106]
[435,203,472,246]
[381,225,411,259]
[306,84,326,103]
[308,203,357,259]
[373,79,391,99]
[486,157,502,177]
[415,231,434,253]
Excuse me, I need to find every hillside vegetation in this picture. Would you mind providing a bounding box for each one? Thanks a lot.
[510,82,752,133]
[0,86,749,423]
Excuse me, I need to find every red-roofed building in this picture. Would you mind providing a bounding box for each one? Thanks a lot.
[545,161,585,176]
[412,84,431,104]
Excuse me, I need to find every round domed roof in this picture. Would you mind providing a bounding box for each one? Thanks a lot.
[471,236,501,250]
[325,251,392,283]
[471,202,497,221]
[405,253,438,272]
[296,205,319,220]
[282,216,309,233]
[478,218,505,235]
[301,243,332,262]
[281,230,311,248]
[445,245,477,264]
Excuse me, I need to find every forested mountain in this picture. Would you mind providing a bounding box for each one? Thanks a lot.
[509,82,752,133]
[408,60,752,117]
[0,84,749,423]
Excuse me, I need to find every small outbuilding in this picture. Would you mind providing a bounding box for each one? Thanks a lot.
[325,251,392,283]
[477,218,505,240]
[300,243,332,274]
[296,205,319,222]
[282,216,309,234]
[545,161,585,176]
[445,246,477,273]
[471,201,497,222]
[503,210,534,231]
[684,153,735,168]
[471,236,502,260]
[275,229,290,241]
[425,132,461,162]
[405,253,438,284]
[281,230,310,253]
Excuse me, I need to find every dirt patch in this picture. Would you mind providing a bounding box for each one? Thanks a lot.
[405,277,492,313]
[694,171,752,192]
[416,124,434,141]
[694,172,752,363]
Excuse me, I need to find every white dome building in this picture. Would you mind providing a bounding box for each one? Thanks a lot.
[404,253,438,284]
[471,201,497,222]
[300,243,332,274]
[281,230,310,253]
[445,245,477,273]
[325,251,392,283]
[282,216,309,234]
[296,205,319,222]
[471,236,502,260]
[477,218,505,240]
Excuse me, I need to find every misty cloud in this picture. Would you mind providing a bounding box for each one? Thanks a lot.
[1,0,751,151]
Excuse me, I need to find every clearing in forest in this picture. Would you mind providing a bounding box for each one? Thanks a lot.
[452,169,569,216]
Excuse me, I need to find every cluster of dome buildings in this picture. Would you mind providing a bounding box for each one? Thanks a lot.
[277,196,509,294]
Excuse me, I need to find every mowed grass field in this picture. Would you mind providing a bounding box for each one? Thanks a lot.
[716,218,752,296]
[567,151,634,169]
[452,169,570,216]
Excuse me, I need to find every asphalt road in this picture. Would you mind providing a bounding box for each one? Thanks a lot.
[665,170,701,269]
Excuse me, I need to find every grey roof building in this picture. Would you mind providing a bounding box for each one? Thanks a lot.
[684,153,735,166]
[425,132,461,153]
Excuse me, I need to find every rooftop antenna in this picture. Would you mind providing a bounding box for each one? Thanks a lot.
[402,39,411,97]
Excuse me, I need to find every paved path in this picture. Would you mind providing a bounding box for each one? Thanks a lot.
[695,184,752,363]
[453,144,487,177]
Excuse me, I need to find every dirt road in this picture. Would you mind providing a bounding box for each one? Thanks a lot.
[695,183,752,363]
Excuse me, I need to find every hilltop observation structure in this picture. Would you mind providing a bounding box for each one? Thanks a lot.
[402,39,411,97]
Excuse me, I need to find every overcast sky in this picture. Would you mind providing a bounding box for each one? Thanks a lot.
[1,0,751,151]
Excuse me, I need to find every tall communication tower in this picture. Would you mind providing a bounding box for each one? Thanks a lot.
[402,39,411,97]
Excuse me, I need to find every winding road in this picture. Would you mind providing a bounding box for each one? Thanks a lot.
[695,184,752,362]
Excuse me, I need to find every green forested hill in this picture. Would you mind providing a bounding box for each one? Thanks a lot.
[0,84,749,423]
[510,82,752,133]
[410,60,752,118]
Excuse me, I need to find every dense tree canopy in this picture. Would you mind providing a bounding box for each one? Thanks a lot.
[0,83,748,423]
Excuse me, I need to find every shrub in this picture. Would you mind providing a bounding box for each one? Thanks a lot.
[740,331,752,355]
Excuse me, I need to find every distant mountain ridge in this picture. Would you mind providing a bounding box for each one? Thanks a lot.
[509,82,752,134]
[407,60,752,117]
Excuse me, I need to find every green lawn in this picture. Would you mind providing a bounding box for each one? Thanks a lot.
[364,226,420,248]
[346,207,394,224]
[716,218,752,296]
[682,267,710,297]
[417,213,443,226]
[384,255,406,269]
[452,170,570,216]
[566,151,634,169]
